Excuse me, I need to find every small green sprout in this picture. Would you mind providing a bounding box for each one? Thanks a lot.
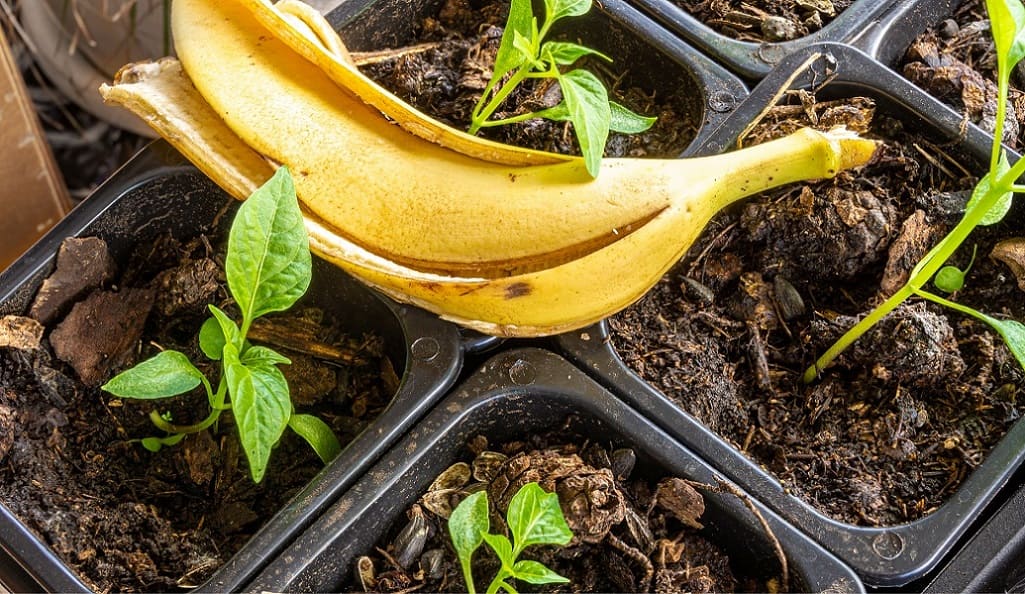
[469,0,656,177]
[102,167,341,483]
[934,245,978,293]
[448,482,573,594]
[804,0,1025,382]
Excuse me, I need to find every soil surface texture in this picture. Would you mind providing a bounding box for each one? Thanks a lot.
[350,428,790,593]
[672,0,854,42]
[0,233,395,592]
[902,0,1025,149]
[611,93,1024,526]
[354,0,700,158]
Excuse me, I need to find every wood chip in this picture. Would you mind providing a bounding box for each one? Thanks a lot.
[0,315,43,350]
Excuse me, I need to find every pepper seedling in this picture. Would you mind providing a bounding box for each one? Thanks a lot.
[448,482,572,594]
[102,167,341,483]
[469,0,656,177]
[934,245,978,293]
[804,0,1025,382]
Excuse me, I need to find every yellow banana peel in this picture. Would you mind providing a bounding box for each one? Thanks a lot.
[100,0,878,337]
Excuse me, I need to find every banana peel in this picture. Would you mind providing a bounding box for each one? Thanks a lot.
[246,0,568,168]
[170,0,683,277]
[100,0,878,337]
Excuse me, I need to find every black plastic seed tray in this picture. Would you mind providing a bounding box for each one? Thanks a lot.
[624,0,952,80]
[925,473,1025,593]
[0,142,465,593]
[245,348,864,593]
[558,43,1025,587]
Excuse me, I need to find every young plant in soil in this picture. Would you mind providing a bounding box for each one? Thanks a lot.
[102,167,340,482]
[805,0,1025,382]
[469,0,655,176]
[903,0,1025,149]
[353,434,785,593]
[449,482,572,593]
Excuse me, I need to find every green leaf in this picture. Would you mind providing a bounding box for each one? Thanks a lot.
[986,0,1025,74]
[513,30,541,69]
[536,99,656,137]
[208,304,241,348]
[199,317,226,360]
[974,312,1025,371]
[545,0,591,24]
[449,490,489,590]
[241,345,291,367]
[507,482,573,551]
[288,413,341,463]
[227,167,312,324]
[965,151,1013,225]
[493,0,534,81]
[556,69,611,177]
[224,343,292,483]
[533,101,571,122]
[934,266,967,293]
[510,560,570,585]
[541,41,609,66]
[482,532,514,564]
[610,101,657,134]
[140,433,186,452]
[102,350,204,399]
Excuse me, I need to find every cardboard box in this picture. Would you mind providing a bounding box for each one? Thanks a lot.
[0,25,71,271]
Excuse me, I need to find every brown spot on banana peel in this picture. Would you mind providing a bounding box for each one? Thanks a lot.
[504,283,532,299]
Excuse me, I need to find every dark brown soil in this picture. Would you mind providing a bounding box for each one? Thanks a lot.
[349,429,789,593]
[902,0,1025,149]
[355,0,700,158]
[610,93,1025,526]
[673,0,854,42]
[0,234,395,592]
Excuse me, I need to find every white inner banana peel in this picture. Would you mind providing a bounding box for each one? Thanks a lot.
[100,0,878,337]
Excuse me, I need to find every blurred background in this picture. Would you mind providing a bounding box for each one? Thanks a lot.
[0,0,163,269]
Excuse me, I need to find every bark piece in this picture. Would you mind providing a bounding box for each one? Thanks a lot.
[655,478,705,530]
[991,238,1025,291]
[0,315,43,351]
[881,210,945,297]
[29,237,116,325]
[153,257,222,317]
[50,288,154,386]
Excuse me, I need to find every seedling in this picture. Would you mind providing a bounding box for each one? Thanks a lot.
[469,0,656,177]
[804,0,1025,382]
[102,167,341,483]
[448,482,573,594]
[934,245,978,293]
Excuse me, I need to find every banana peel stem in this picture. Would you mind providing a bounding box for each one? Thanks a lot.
[699,127,878,214]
